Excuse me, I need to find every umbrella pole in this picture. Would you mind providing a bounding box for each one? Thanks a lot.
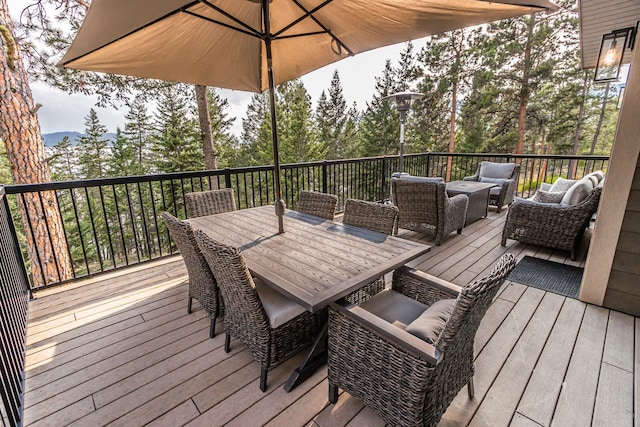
[264,0,285,233]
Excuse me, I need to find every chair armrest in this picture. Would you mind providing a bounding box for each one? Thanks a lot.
[447,193,469,211]
[392,265,461,306]
[463,175,478,181]
[329,301,442,364]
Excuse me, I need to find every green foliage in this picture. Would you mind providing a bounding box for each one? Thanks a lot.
[76,108,109,178]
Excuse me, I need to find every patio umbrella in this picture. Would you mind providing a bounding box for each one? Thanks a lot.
[59,0,557,233]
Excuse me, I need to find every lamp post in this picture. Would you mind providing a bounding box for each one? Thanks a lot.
[385,92,423,177]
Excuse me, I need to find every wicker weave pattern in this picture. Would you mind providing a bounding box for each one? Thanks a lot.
[328,254,516,427]
[342,199,399,304]
[463,163,521,212]
[194,230,325,373]
[162,212,223,334]
[391,178,468,245]
[297,190,338,220]
[501,187,601,260]
[185,188,236,218]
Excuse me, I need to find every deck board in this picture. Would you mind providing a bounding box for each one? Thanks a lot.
[22,208,639,426]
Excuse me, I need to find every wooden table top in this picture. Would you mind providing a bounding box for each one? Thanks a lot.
[187,205,431,312]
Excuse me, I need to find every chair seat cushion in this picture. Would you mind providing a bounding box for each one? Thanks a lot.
[255,278,306,328]
[396,176,444,184]
[359,289,428,328]
[479,162,515,179]
[405,299,456,344]
[479,177,506,192]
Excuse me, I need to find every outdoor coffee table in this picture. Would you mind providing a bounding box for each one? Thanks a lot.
[446,181,497,225]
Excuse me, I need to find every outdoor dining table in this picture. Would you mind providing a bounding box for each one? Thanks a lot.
[187,205,431,391]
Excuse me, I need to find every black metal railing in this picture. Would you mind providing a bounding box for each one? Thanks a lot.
[2,152,609,290]
[0,186,31,427]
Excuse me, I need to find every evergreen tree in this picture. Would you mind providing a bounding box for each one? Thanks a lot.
[109,128,136,177]
[358,60,400,157]
[239,92,272,166]
[152,85,202,172]
[48,135,76,180]
[123,97,153,175]
[276,79,318,163]
[77,108,109,178]
[205,88,236,168]
[315,70,349,160]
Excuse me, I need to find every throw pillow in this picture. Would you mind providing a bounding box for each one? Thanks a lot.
[561,178,593,206]
[479,162,515,179]
[584,170,604,185]
[405,299,456,344]
[549,177,577,193]
[532,190,565,204]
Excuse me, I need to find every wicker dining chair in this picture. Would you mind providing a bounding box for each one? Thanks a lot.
[391,176,468,245]
[162,212,223,338]
[184,188,236,218]
[297,190,338,220]
[194,230,325,392]
[342,199,399,304]
[327,253,517,427]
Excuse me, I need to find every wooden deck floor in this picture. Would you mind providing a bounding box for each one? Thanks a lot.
[23,209,638,426]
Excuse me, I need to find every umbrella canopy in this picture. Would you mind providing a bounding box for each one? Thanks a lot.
[60,0,557,232]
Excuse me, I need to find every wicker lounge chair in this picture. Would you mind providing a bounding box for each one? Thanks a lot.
[184,188,236,218]
[342,199,399,304]
[463,161,521,212]
[297,190,338,220]
[391,176,468,245]
[194,230,325,392]
[327,253,517,427]
[501,186,602,260]
[162,212,223,338]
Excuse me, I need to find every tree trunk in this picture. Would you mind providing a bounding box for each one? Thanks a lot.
[569,70,590,178]
[195,84,218,172]
[1,3,71,287]
[590,82,610,155]
[515,16,535,157]
[446,80,457,182]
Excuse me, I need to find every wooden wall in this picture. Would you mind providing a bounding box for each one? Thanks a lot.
[602,156,640,315]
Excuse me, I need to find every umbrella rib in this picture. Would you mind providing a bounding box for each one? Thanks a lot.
[198,0,264,38]
[273,0,354,56]
[183,9,262,39]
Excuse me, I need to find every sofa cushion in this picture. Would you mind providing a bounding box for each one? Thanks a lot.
[532,190,565,204]
[479,162,515,179]
[584,170,604,185]
[396,176,444,184]
[561,178,593,206]
[405,299,456,344]
[549,177,577,193]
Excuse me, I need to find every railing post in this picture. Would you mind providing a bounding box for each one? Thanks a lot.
[322,161,328,194]
[382,157,389,200]
[425,152,431,177]
[224,169,232,189]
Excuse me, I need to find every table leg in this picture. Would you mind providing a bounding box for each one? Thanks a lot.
[283,322,328,392]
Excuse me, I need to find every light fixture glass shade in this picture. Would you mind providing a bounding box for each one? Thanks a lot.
[594,30,630,82]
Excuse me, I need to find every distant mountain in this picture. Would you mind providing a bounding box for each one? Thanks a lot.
[42,132,117,147]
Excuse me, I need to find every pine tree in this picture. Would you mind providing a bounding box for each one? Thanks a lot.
[77,108,109,178]
[276,79,318,163]
[49,135,76,180]
[205,88,236,168]
[109,128,136,177]
[124,97,153,175]
[315,70,350,160]
[152,85,202,172]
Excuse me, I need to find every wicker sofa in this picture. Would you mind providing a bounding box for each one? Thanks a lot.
[463,161,521,212]
[501,171,604,260]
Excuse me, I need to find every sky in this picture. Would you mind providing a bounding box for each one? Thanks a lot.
[28,43,415,137]
[6,0,422,137]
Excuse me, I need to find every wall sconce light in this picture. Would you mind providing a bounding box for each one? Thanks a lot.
[594,22,638,83]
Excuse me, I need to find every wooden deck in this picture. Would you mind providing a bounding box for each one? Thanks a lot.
[23,209,638,426]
